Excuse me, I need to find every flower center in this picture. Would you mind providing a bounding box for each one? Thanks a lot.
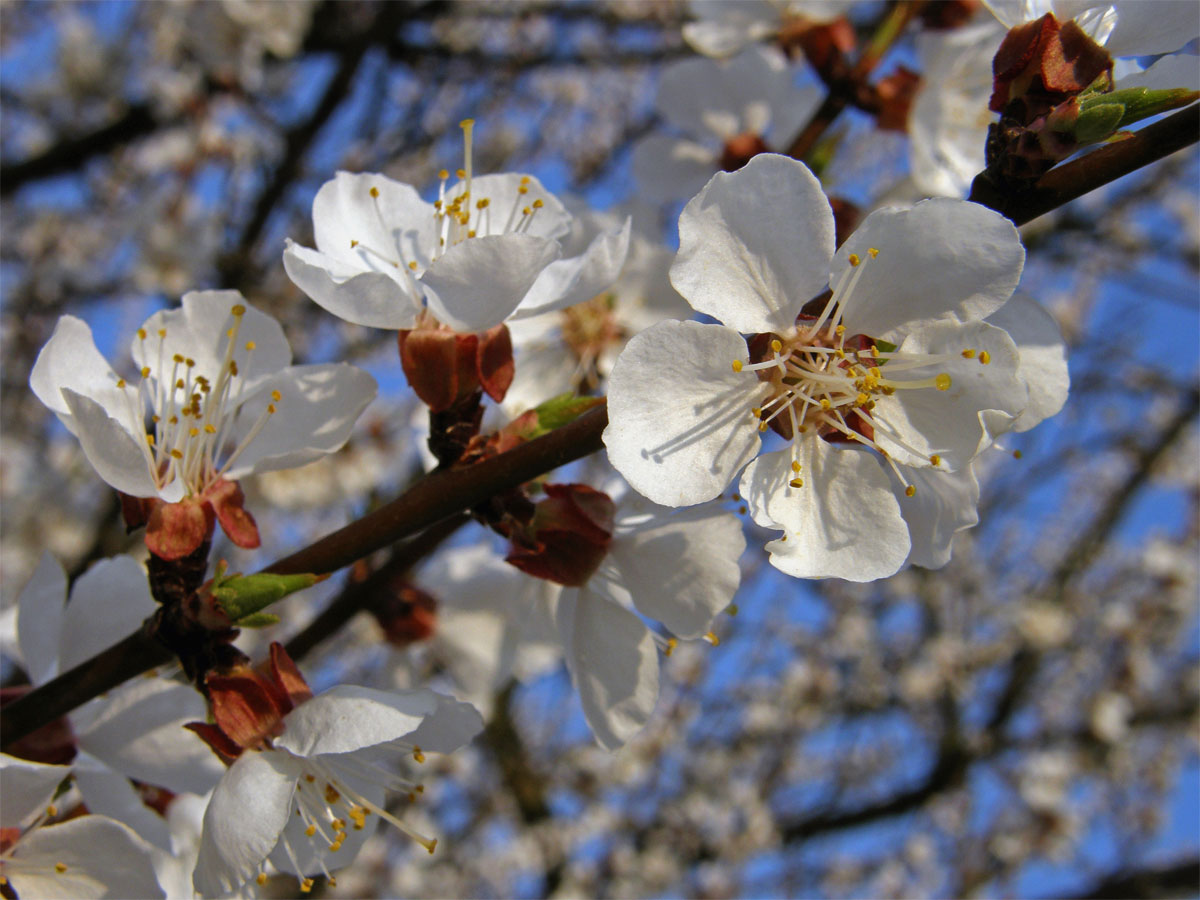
[560,293,625,390]
[267,749,436,893]
[347,119,548,294]
[730,249,991,495]
[116,303,279,497]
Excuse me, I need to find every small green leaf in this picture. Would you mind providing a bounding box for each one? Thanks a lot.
[234,612,281,628]
[533,393,605,435]
[212,571,327,622]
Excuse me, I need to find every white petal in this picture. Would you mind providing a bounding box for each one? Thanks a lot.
[274,686,437,757]
[283,240,422,329]
[73,761,173,851]
[60,388,172,500]
[1105,0,1199,56]
[463,173,572,242]
[29,316,127,437]
[742,444,911,581]
[17,552,67,685]
[9,816,164,900]
[603,320,770,507]
[223,363,377,478]
[657,46,794,140]
[672,154,835,334]
[631,134,718,205]
[609,503,745,639]
[1117,54,1200,92]
[872,321,1027,469]
[0,753,71,825]
[511,216,631,319]
[73,677,221,796]
[311,171,434,269]
[56,556,155,675]
[135,291,291,388]
[985,294,1069,432]
[397,692,484,754]
[834,200,1025,340]
[422,234,562,332]
[557,588,659,750]
[892,462,981,569]
[195,751,297,897]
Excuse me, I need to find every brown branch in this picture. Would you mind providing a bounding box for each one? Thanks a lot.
[0,404,608,748]
[1068,857,1200,900]
[969,107,1200,227]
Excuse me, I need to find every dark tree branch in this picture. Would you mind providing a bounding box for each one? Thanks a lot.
[0,104,162,196]
[1067,857,1200,900]
[970,107,1200,227]
[0,404,607,747]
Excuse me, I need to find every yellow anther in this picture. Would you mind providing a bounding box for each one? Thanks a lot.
[325,784,340,804]
[267,403,276,414]
[413,746,426,763]
[173,353,184,363]
[158,329,166,338]
[727,603,739,616]
[978,350,991,365]
[329,840,343,852]
[791,460,801,473]
[961,348,976,359]
[665,637,678,656]
[328,878,338,888]
[257,873,269,886]
[820,397,832,410]
[856,392,870,405]
[137,328,147,340]
[204,424,216,434]
[408,260,418,270]
[305,824,317,837]
[427,838,438,855]
[835,324,846,335]
[146,434,155,446]
[848,253,860,267]
[116,378,126,388]
[732,359,744,372]
[168,415,178,424]
[271,389,281,402]
[770,339,783,353]
[476,197,489,209]
[532,198,544,209]
[935,373,952,391]
[47,804,58,817]
[520,175,531,185]
[705,631,720,647]
[300,877,314,893]
[369,186,380,199]
[929,454,941,466]
[869,366,881,378]
[904,484,916,497]
[751,407,762,417]
[1013,449,1023,459]
[789,478,804,488]
[55,862,68,874]
[868,247,879,258]
[141,365,152,378]
[467,230,476,238]
[189,427,199,438]
[522,206,531,215]
[330,817,345,831]
[758,421,768,432]
[244,341,256,352]
[456,168,466,178]
[438,168,449,180]
[834,348,846,359]
[305,774,315,782]
[415,786,423,794]
[170,449,184,460]
[350,239,359,248]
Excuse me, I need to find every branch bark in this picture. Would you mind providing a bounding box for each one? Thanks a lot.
[0,404,607,748]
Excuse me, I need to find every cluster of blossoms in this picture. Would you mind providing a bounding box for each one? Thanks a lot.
[21,0,1154,884]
